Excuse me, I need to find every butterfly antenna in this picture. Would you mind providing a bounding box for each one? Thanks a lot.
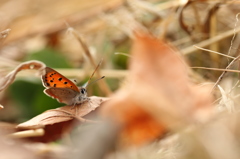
[86,76,105,88]
[84,59,103,88]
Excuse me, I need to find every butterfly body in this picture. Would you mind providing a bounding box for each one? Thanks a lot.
[41,67,89,105]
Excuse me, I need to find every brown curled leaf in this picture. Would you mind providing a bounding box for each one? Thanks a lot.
[16,96,108,142]
[0,60,46,92]
[100,32,214,146]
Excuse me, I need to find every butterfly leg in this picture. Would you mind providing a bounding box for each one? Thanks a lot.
[86,97,92,108]
[71,97,89,110]
[71,102,77,110]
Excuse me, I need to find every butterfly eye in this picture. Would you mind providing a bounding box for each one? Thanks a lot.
[81,88,86,94]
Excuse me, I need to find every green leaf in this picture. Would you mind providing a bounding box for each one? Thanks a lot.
[8,80,64,119]
[26,47,72,68]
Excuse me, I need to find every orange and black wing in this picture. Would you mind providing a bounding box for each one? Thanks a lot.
[41,67,79,92]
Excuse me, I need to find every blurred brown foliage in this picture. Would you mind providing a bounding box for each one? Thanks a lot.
[101,32,213,146]
[0,0,240,159]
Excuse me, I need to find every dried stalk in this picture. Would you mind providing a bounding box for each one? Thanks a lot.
[212,54,240,91]
[182,26,240,55]
[10,129,44,138]
[15,69,128,79]
[70,28,112,95]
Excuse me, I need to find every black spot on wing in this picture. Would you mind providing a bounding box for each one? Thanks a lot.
[58,78,62,81]
[64,82,68,84]
[54,84,56,87]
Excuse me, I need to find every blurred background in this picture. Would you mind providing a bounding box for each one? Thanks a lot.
[0,0,239,132]
[2,0,240,159]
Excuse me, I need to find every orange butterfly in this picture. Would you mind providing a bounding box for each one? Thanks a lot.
[41,62,103,105]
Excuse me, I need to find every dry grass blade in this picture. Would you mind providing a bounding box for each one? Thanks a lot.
[14,69,128,79]
[182,26,240,55]
[191,67,240,73]
[68,27,112,95]
[194,45,236,60]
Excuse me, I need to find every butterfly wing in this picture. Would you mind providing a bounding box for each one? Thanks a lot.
[44,88,79,105]
[42,67,79,92]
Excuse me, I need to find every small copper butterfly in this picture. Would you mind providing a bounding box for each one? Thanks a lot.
[41,61,103,105]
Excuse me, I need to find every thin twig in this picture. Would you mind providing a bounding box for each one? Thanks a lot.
[212,54,240,91]
[227,13,240,57]
[194,45,236,59]
[192,54,240,92]
[9,129,44,138]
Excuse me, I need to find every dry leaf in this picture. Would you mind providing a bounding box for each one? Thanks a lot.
[0,60,46,92]
[101,32,214,146]
[17,96,108,142]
